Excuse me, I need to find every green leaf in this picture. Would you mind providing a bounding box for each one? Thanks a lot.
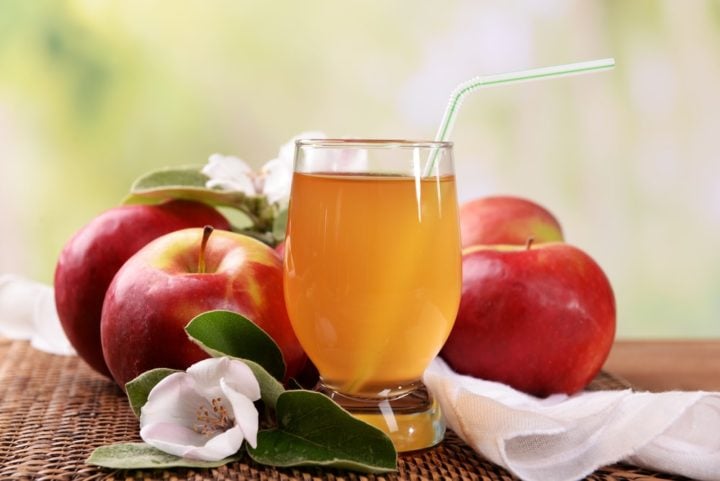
[125,368,179,417]
[272,207,288,242]
[217,205,254,230]
[87,442,241,469]
[185,310,286,408]
[185,310,285,381]
[133,166,209,189]
[122,166,251,207]
[247,391,397,474]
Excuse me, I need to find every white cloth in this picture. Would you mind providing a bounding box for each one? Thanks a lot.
[425,357,720,481]
[0,274,75,355]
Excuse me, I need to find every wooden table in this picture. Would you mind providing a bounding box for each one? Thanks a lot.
[1,337,717,481]
[604,339,720,392]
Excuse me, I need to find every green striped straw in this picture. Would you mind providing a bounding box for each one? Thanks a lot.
[425,57,615,175]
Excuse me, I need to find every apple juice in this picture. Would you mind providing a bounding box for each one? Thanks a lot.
[283,172,461,395]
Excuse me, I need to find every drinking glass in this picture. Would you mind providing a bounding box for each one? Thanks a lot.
[283,139,461,451]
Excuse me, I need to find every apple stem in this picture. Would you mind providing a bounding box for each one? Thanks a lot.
[198,225,214,274]
[525,237,535,250]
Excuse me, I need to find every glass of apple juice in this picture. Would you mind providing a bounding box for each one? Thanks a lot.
[283,139,461,451]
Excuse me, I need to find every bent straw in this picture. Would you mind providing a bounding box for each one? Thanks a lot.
[346,59,616,393]
[425,58,615,175]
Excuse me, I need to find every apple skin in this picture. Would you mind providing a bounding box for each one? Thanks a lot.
[275,239,286,259]
[100,228,307,389]
[54,200,231,378]
[460,196,564,248]
[440,242,615,397]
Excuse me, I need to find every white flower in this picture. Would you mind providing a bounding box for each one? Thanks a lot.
[202,132,326,206]
[202,154,259,196]
[139,357,261,461]
[262,131,326,205]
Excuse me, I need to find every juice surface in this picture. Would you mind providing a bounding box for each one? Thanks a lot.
[284,172,461,395]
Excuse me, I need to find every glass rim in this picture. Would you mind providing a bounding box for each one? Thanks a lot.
[295,138,453,149]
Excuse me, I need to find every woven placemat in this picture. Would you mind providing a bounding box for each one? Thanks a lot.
[0,338,689,481]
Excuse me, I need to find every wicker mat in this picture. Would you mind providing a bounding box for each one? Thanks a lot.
[0,338,691,481]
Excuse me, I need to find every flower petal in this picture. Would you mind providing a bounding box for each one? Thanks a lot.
[140,422,213,458]
[261,131,325,205]
[223,361,262,401]
[185,357,230,399]
[261,158,292,205]
[186,357,260,400]
[183,425,246,460]
[204,153,253,177]
[140,372,207,428]
[220,378,260,448]
[202,153,257,195]
[179,426,243,461]
[275,131,326,169]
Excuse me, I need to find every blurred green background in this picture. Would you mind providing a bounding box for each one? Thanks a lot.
[1,1,719,337]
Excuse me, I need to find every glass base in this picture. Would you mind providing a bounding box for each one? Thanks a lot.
[317,381,445,452]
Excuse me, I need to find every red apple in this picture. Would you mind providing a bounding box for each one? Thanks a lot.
[441,242,615,396]
[275,239,286,259]
[100,227,307,388]
[54,200,231,378]
[460,196,563,248]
